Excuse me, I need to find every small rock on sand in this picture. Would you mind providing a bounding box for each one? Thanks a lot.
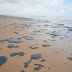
[21,70,26,72]
[48,67,50,69]
[22,36,34,40]
[24,60,32,68]
[0,39,23,43]
[41,59,46,62]
[31,54,42,59]
[68,57,72,60]
[10,52,25,57]
[7,44,19,48]
[34,64,44,67]
[34,67,41,71]
[42,44,51,47]
[0,56,7,66]
[29,45,39,49]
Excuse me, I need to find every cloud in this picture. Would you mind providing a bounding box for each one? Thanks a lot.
[0,0,72,16]
[0,0,20,3]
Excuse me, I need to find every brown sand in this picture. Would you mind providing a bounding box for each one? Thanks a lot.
[0,15,72,72]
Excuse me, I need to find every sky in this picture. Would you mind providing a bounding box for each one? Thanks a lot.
[0,0,72,17]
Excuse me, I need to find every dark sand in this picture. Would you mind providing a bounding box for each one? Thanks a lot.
[0,15,72,72]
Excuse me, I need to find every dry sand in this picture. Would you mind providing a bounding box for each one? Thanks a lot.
[0,15,72,72]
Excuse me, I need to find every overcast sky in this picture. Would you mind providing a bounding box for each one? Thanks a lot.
[0,0,72,17]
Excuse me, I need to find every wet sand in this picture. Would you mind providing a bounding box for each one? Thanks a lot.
[0,15,72,72]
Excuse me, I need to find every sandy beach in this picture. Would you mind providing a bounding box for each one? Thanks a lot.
[0,15,72,72]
